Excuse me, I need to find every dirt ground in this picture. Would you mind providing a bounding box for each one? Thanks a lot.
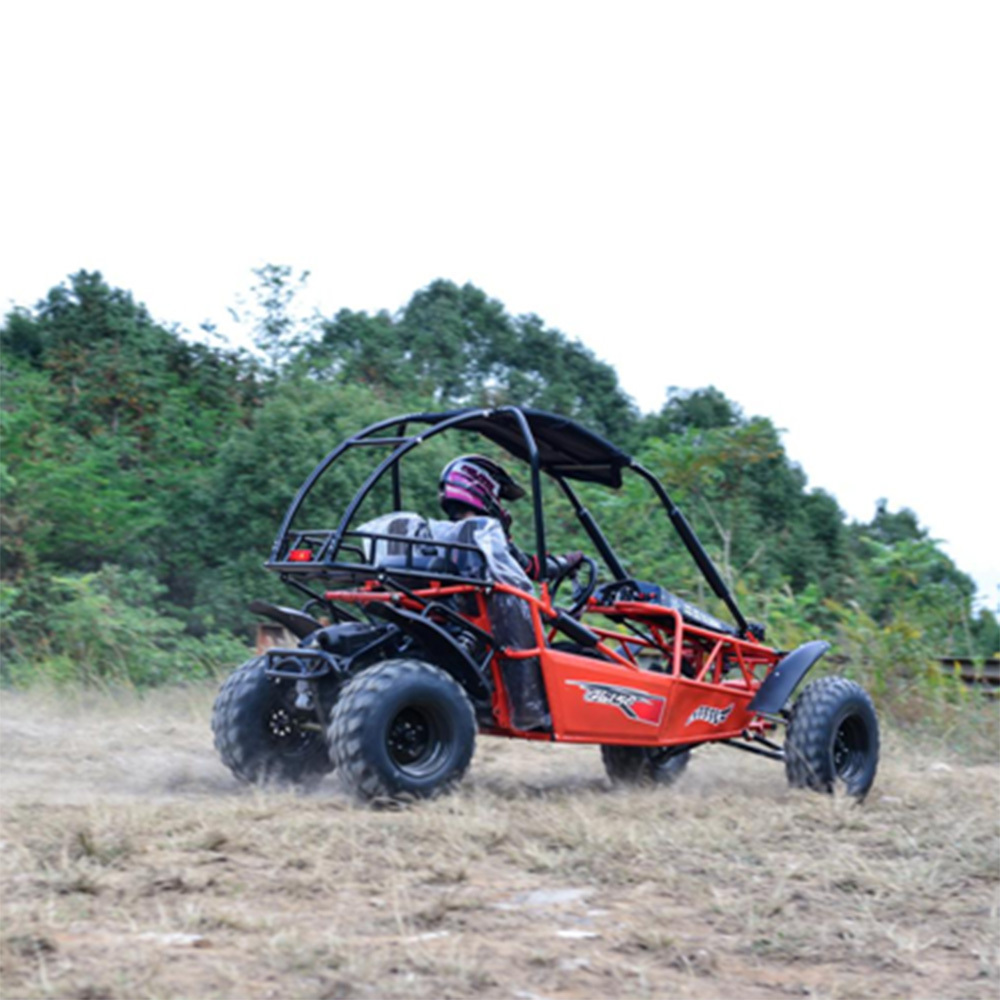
[1,683,997,1000]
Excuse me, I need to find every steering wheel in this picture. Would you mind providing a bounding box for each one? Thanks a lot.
[550,555,598,619]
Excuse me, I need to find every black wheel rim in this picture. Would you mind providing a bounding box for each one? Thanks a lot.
[265,687,318,758]
[386,705,448,777]
[832,713,869,781]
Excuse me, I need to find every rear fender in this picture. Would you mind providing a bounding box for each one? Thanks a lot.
[249,599,322,640]
[366,603,491,702]
[747,640,831,715]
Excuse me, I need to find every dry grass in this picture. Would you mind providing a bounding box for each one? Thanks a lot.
[1,683,997,1000]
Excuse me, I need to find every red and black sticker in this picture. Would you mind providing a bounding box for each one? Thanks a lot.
[565,680,666,726]
[684,703,735,727]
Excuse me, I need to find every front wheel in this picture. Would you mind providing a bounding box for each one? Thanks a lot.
[212,657,334,786]
[328,659,476,802]
[601,745,691,786]
[784,675,879,799]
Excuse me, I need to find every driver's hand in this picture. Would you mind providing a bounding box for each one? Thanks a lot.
[547,550,584,577]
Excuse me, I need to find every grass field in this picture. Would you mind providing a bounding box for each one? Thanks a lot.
[1,683,997,1000]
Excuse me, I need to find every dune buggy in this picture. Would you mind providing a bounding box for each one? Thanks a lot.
[212,406,879,801]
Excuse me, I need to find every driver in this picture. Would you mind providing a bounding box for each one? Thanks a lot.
[439,454,583,732]
[438,455,583,582]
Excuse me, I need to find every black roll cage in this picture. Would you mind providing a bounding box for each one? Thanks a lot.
[265,405,750,636]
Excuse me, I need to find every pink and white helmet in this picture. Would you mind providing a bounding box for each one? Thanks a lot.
[439,454,525,532]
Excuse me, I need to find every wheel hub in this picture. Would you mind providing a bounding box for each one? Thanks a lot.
[266,702,316,757]
[269,707,296,739]
[388,708,432,765]
[833,715,868,778]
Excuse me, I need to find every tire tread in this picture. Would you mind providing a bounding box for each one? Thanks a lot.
[211,656,333,785]
[328,659,476,801]
[785,675,878,798]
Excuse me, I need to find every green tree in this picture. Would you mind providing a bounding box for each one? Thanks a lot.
[305,279,639,441]
[247,264,312,375]
[1,272,257,615]
[306,307,407,392]
[847,502,979,657]
[643,385,741,437]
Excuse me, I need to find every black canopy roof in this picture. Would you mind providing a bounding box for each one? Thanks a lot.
[399,407,634,488]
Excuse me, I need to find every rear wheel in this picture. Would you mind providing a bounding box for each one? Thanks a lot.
[784,676,879,798]
[212,657,333,786]
[601,745,691,786]
[328,659,476,801]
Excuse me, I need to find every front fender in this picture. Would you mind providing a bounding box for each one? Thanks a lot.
[747,640,831,715]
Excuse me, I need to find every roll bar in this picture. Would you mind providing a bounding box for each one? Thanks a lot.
[266,406,750,634]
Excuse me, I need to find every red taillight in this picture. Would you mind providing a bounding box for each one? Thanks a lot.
[288,548,314,562]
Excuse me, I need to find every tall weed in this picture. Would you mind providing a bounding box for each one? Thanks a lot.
[0,566,248,688]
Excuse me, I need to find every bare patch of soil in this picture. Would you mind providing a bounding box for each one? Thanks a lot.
[1,684,997,999]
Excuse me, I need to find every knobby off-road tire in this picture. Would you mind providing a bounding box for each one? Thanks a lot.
[784,675,879,799]
[328,658,476,802]
[212,657,334,786]
[601,745,691,786]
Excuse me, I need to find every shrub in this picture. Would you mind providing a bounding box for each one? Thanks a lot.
[0,566,248,689]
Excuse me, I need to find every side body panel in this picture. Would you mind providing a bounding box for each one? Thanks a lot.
[540,649,757,745]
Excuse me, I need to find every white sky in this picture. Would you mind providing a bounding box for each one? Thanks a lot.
[1,2,997,608]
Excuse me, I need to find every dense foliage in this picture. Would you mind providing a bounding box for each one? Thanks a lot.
[1,270,996,694]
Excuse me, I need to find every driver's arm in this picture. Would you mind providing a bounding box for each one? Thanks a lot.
[511,544,583,582]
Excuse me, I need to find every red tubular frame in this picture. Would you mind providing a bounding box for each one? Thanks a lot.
[325,579,781,746]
